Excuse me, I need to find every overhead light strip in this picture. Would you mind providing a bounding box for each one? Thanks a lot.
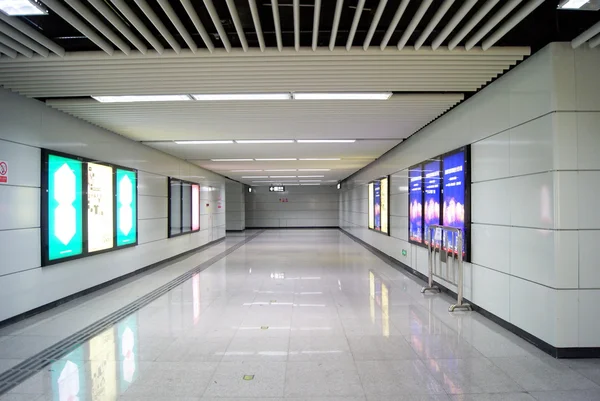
[297,140,356,143]
[293,92,392,100]
[175,140,233,144]
[92,93,392,103]
[235,140,295,144]
[0,0,47,15]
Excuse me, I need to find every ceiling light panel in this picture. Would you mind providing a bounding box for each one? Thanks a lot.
[270,176,296,178]
[299,180,322,182]
[242,176,269,178]
[0,0,46,15]
[265,169,297,172]
[558,0,594,9]
[298,169,331,172]
[211,159,254,162]
[297,140,356,143]
[192,93,291,101]
[299,158,341,161]
[255,158,297,161]
[175,140,233,144]
[92,95,191,103]
[298,175,325,178]
[235,140,295,144]
[293,92,392,100]
[232,170,263,172]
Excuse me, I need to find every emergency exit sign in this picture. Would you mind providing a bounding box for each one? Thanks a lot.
[269,185,285,192]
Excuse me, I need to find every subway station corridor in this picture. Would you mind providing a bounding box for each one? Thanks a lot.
[0,230,599,401]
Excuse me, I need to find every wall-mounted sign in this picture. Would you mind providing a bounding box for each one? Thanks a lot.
[0,160,7,183]
[269,185,285,192]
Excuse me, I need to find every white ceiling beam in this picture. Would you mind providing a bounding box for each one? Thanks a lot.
[64,0,131,55]
[397,0,432,50]
[380,0,410,50]
[134,0,181,53]
[271,0,282,51]
[482,0,544,50]
[180,0,214,52]
[346,0,365,51]
[414,0,454,50]
[226,0,249,51]
[0,32,33,57]
[312,0,321,51]
[294,0,300,51]
[329,0,344,50]
[87,0,147,54]
[465,0,523,51]
[571,20,600,49]
[157,0,198,52]
[0,42,18,58]
[40,0,114,55]
[248,0,265,51]
[204,0,232,52]
[589,33,600,49]
[109,0,165,54]
[448,0,500,50]
[0,12,64,56]
[363,0,387,51]
[431,0,477,50]
[0,20,49,57]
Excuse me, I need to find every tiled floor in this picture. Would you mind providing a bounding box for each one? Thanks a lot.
[1,230,599,401]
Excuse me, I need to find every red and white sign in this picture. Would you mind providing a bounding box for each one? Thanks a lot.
[0,161,7,184]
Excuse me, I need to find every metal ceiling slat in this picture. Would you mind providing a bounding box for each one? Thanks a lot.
[0,42,17,58]
[346,0,365,51]
[448,0,500,50]
[571,20,600,49]
[363,0,387,51]
[0,32,33,57]
[294,0,300,51]
[157,0,198,52]
[64,0,131,55]
[380,0,410,50]
[134,0,182,53]
[465,0,523,51]
[40,0,114,55]
[312,0,321,51]
[180,0,214,52]
[204,0,232,52]
[87,0,147,54]
[397,0,432,50]
[226,0,249,51]
[248,0,265,51]
[329,0,344,51]
[482,0,545,51]
[431,0,477,50]
[110,0,165,54]
[414,0,454,50]
[0,12,64,56]
[0,21,49,57]
[589,33,600,49]
[271,0,283,51]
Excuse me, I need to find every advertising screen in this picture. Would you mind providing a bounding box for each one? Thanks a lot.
[374,180,381,230]
[46,154,84,262]
[380,177,389,234]
[423,160,441,245]
[368,183,374,229]
[87,163,114,253]
[409,166,423,243]
[192,184,200,231]
[443,149,467,255]
[116,169,137,247]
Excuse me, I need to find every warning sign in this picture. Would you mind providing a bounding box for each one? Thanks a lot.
[0,161,7,184]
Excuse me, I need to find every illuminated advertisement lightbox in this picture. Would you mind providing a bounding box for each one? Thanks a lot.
[368,182,374,230]
[423,160,441,246]
[409,166,423,244]
[368,176,390,235]
[443,148,469,256]
[192,184,200,231]
[87,162,114,253]
[116,169,137,247]
[44,153,84,263]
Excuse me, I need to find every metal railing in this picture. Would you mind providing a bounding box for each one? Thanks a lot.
[421,224,471,312]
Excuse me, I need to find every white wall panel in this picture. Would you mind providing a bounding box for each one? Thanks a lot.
[471,179,511,225]
[390,193,408,217]
[553,172,579,230]
[579,290,600,347]
[509,115,553,177]
[390,216,408,242]
[574,47,600,111]
[0,186,39,230]
[390,172,409,195]
[0,140,40,187]
[0,228,40,276]
[138,218,167,245]
[553,230,579,289]
[552,113,578,171]
[554,290,579,348]
[578,171,600,229]
[138,171,167,197]
[576,112,600,170]
[578,230,600,288]
[472,265,510,321]
[471,224,510,274]
[509,276,555,346]
[510,227,555,287]
[138,195,168,220]
[510,172,554,229]
[471,130,510,183]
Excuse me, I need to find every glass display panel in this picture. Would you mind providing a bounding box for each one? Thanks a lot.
[87,162,114,253]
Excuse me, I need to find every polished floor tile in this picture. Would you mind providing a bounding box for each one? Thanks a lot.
[203,361,286,398]
[284,360,364,397]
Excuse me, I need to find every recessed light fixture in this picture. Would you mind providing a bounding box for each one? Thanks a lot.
[211,159,254,162]
[92,95,191,103]
[270,176,296,178]
[298,169,331,172]
[192,93,291,101]
[242,176,269,179]
[337,183,341,189]
[301,183,321,186]
[255,158,297,161]
[0,0,46,15]
[297,175,325,178]
[232,170,263,172]
[248,187,252,193]
[235,140,295,144]
[297,139,356,143]
[299,158,341,161]
[175,140,233,144]
[252,180,274,183]
[558,0,593,9]
[299,180,322,182]
[265,169,297,172]
[293,92,392,100]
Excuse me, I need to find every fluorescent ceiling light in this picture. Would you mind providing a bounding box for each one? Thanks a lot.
[265,169,297,172]
[297,139,356,143]
[242,176,269,179]
[301,183,321,186]
[293,92,392,100]
[192,93,291,101]
[211,159,254,162]
[559,0,589,8]
[300,180,322,182]
[92,95,191,103]
[175,140,233,144]
[253,180,274,183]
[298,169,331,172]
[235,140,295,144]
[255,158,297,161]
[0,0,47,15]
[270,176,296,178]
[298,175,324,178]
[232,170,263,172]
[299,158,341,161]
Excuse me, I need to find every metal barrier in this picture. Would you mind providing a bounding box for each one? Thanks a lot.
[421,225,471,312]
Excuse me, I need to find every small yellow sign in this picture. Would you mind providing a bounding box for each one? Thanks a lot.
[243,375,255,381]
[260,326,269,330]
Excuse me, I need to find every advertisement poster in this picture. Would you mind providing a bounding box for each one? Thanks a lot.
[117,315,139,393]
[90,328,117,401]
[51,345,87,401]
[423,160,441,245]
[374,180,381,230]
[409,167,423,243]
[192,184,200,231]
[116,169,137,247]
[380,177,389,234]
[443,150,467,255]
[368,183,374,229]
[47,154,83,261]
[88,163,114,252]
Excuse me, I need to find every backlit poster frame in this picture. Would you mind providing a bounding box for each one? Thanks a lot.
[87,161,115,253]
[115,168,138,248]
[368,176,390,236]
[409,164,423,245]
[423,159,442,247]
[41,149,139,266]
[168,177,201,238]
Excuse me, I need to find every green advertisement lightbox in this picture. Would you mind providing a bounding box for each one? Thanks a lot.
[116,169,137,247]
